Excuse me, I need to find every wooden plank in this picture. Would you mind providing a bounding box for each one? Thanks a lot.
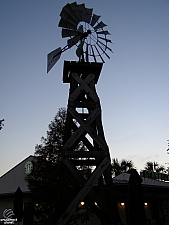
[68,107,109,152]
[61,158,108,216]
[62,61,103,84]
[57,157,110,225]
[68,101,99,108]
[63,111,73,143]
[82,136,94,151]
[71,73,99,102]
[69,73,95,101]
[63,108,100,151]
[63,151,108,157]
[70,159,96,166]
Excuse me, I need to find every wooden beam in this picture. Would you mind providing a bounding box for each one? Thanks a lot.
[63,151,109,157]
[63,108,101,151]
[57,157,110,225]
[68,107,109,152]
[69,73,96,101]
[68,101,99,108]
[71,73,99,102]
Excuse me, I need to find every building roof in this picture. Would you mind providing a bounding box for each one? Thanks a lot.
[114,172,169,187]
[0,155,34,196]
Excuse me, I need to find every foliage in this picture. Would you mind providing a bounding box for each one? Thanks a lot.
[26,108,66,225]
[111,158,134,177]
[144,161,166,173]
[26,108,93,225]
[0,119,4,130]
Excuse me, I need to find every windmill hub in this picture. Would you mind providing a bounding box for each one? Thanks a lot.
[79,29,91,39]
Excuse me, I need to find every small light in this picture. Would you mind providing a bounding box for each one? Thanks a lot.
[35,203,38,207]
[120,202,125,206]
[80,202,85,206]
[144,202,148,206]
[94,202,97,206]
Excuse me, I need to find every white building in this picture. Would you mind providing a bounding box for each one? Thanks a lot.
[0,155,34,225]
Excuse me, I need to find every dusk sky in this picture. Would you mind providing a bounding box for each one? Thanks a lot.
[1,0,169,176]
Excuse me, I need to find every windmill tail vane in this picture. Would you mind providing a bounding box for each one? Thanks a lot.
[47,2,113,73]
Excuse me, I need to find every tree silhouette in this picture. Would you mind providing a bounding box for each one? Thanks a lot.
[111,158,134,177]
[144,161,165,173]
[26,108,93,225]
[26,108,66,225]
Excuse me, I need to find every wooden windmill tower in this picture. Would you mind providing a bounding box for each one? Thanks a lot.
[47,2,122,225]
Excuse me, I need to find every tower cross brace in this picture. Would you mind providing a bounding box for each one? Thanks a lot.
[57,61,121,225]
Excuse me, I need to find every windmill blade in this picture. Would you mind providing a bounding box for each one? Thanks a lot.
[98,39,113,52]
[90,14,100,27]
[96,30,111,35]
[61,3,80,24]
[97,42,110,59]
[94,21,107,31]
[47,47,62,73]
[98,36,112,43]
[60,9,79,27]
[91,45,97,62]
[58,18,76,30]
[70,2,83,21]
[84,7,93,23]
[62,29,78,38]
[77,3,86,22]
[68,35,80,48]
[94,45,105,63]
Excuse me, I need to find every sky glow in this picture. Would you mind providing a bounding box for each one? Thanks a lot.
[0,0,169,176]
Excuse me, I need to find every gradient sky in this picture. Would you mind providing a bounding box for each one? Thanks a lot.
[1,0,169,176]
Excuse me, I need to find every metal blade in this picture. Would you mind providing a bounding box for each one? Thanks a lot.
[96,30,111,35]
[98,39,113,52]
[98,36,112,43]
[94,45,105,63]
[58,18,76,30]
[68,36,80,48]
[62,29,78,38]
[70,2,83,22]
[60,9,78,27]
[91,45,97,62]
[47,47,62,73]
[77,3,86,22]
[94,21,107,31]
[61,3,80,24]
[97,42,110,59]
[84,7,93,23]
[90,14,100,27]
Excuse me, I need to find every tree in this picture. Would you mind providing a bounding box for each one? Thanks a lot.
[144,161,165,173]
[0,119,4,130]
[111,158,134,177]
[26,108,92,225]
[26,108,66,225]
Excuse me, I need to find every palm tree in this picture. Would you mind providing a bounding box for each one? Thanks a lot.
[144,161,165,173]
[111,158,134,177]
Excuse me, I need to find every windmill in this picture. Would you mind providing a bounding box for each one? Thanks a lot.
[47,2,122,225]
[47,2,112,72]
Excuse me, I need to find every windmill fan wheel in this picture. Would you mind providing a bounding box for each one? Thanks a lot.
[59,2,113,63]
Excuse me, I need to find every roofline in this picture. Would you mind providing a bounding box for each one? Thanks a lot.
[0,155,34,178]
